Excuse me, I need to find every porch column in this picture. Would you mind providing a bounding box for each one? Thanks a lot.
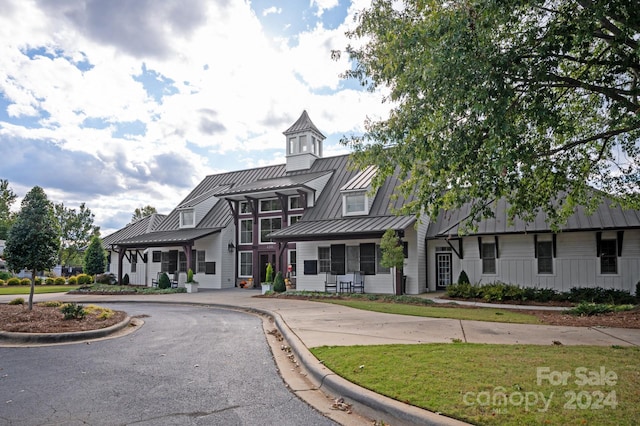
[118,249,125,285]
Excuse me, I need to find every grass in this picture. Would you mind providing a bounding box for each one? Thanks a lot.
[0,285,79,295]
[311,343,640,426]
[322,299,543,324]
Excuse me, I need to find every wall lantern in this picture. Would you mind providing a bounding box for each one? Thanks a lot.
[227,241,235,253]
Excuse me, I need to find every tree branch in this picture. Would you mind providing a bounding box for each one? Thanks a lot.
[543,125,640,156]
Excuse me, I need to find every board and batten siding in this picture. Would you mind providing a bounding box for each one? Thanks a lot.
[437,230,640,293]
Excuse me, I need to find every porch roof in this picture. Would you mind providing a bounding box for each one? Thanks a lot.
[113,228,222,248]
[269,215,416,241]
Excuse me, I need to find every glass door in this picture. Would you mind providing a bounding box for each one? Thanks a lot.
[436,252,452,290]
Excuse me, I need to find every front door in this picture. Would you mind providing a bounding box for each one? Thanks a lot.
[436,252,452,290]
[259,252,276,284]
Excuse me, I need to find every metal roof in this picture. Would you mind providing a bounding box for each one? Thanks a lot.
[283,110,325,137]
[427,196,640,238]
[269,215,417,241]
[340,165,377,191]
[215,171,333,197]
[114,228,222,247]
[102,213,166,249]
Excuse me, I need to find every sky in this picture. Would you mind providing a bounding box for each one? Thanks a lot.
[0,0,391,237]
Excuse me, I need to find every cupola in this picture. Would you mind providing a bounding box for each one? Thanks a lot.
[284,110,325,172]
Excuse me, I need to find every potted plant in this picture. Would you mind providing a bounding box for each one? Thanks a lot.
[261,263,273,294]
[185,268,199,293]
[273,271,286,293]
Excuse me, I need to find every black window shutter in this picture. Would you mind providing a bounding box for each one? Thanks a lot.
[330,244,345,275]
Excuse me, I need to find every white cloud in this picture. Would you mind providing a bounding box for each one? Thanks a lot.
[262,6,282,16]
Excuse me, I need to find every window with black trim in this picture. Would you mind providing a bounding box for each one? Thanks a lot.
[537,241,553,274]
[259,198,281,213]
[289,195,302,210]
[481,243,496,274]
[152,251,161,263]
[239,201,251,215]
[600,239,617,274]
[197,251,206,273]
[179,251,187,272]
[330,244,345,275]
[131,253,137,273]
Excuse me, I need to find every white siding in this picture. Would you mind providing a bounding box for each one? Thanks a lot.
[429,229,640,294]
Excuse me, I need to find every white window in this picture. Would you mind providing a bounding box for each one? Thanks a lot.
[239,201,251,215]
[259,198,281,213]
[239,219,253,244]
[288,250,297,277]
[312,137,317,155]
[343,192,367,216]
[299,135,307,152]
[289,195,303,210]
[180,209,195,227]
[318,247,331,273]
[537,241,553,274]
[289,214,302,226]
[260,217,282,243]
[289,137,296,154]
[481,243,496,274]
[239,252,253,277]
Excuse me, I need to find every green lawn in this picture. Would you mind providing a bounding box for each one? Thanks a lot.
[0,285,79,295]
[322,299,543,324]
[311,344,640,426]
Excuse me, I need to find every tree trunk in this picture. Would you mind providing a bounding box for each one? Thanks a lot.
[29,270,36,310]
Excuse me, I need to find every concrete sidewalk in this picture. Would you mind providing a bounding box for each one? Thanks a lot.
[2,289,639,426]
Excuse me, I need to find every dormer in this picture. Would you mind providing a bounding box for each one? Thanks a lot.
[177,186,226,228]
[341,165,378,217]
[284,110,325,172]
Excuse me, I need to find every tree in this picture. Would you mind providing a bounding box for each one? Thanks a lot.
[4,186,60,310]
[55,202,100,267]
[341,0,640,231]
[0,179,17,240]
[131,205,157,223]
[83,235,106,282]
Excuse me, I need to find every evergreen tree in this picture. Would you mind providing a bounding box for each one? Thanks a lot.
[83,235,106,282]
[4,186,60,310]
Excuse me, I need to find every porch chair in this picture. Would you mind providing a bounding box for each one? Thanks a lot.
[171,272,179,288]
[352,271,365,294]
[324,271,337,293]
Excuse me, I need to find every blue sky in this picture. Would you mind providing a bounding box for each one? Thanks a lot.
[0,0,389,236]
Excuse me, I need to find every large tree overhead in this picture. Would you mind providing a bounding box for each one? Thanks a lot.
[342,0,640,230]
[55,202,100,267]
[0,179,17,240]
[4,186,60,310]
[131,205,157,223]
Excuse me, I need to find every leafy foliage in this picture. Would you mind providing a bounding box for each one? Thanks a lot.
[131,205,157,223]
[0,179,17,240]
[4,186,60,309]
[187,268,195,283]
[265,262,274,283]
[457,270,470,285]
[8,297,24,305]
[379,229,404,269]
[341,0,640,230]
[60,302,86,320]
[83,235,106,278]
[158,272,170,289]
[54,202,99,267]
[273,271,286,293]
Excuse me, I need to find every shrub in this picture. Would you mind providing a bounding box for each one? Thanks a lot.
[45,277,55,285]
[158,272,171,289]
[273,271,286,293]
[446,281,480,299]
[84,304,114,320]
[568,287,635,304]
[0,279,4,286]
[76,274,93,285]
[35,277,42,285]
[0,271,12,281]
[8,297,24,305]
[6,277,21,286]
[122,273,130,285]
[637,281,640,300]
[60,303,86,320]
[457,270,470,284]
[67,276,77,285]
[187,268,194,283]
[265,263,273,283]
[568,302,615,316]
[95,273,116,285]
[20,278,31,286]
[54,277,66,285]
[37,300,63,307]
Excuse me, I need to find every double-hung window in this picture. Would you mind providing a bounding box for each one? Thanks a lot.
[239,219,253,244]
[481,243,496,274]
[537,241,553,274]
[600,239,617,274]
[239,252,253,277]
[260,217,281,243]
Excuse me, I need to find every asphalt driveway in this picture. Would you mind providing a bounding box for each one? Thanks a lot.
[0,303,338,426]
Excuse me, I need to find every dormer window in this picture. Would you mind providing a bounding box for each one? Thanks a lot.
[289,195,303,210]
[343,192,368,216]
[180,209,195,228]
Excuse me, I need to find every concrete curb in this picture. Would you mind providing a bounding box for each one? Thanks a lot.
[0,316,132,344]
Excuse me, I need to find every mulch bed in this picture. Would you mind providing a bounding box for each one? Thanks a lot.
[0,304,127,333]
[523,308,640,329]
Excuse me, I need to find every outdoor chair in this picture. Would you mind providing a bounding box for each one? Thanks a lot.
[324,271,337,293]
[351,271,365,293]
